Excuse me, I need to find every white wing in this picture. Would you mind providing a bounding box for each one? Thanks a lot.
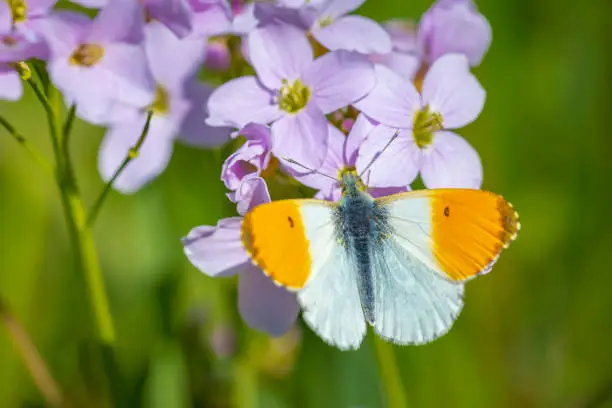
[243,199,367,349]
[297,206,366,350]
[292,203,367,350]
[370,238,464,345]
[298,246,366,350]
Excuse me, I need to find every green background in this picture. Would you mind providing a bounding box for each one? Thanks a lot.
[1,0,612,407]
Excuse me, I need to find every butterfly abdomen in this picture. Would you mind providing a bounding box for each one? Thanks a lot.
[337,193,386,324]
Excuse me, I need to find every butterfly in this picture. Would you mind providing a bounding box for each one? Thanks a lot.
[240,171,520,350]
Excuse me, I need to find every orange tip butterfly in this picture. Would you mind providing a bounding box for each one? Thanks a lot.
[240,170,519,350]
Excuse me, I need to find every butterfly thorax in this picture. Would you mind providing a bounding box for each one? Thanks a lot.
[339,171,367,199]
[335,173,390,324]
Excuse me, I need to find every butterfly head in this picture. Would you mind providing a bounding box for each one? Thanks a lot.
[339,168,367,198]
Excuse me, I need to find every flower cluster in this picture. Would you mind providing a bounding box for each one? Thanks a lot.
[1,0,233,192]
[184,0,492,336]
[1,0,492,337]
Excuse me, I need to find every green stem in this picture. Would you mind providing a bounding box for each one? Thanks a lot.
[26,75,61,167]
[46,87,116,345]
[62,104,76,149]
[30,70,122,404]
[373,337,409,408]
[0,113,53,176]
[86,110,153,227]
[45,87,123,405]
[26,76,53,118]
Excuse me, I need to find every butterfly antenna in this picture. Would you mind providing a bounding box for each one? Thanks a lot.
[358,128,401,178]
[282,157,337,181]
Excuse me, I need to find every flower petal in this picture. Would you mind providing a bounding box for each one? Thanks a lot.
[144,22,206,91]
[28,0,58,16]
[32,11,91,58]
[190,0,233,37]
[252,3,309,30]
[303,50,375,114]
[206,76,281,128]
[98,115,176,193]
[235,176,272,216]
[238,122,272,146]
[0,32,47,62]
[0,70,23,101]
[271,103,328,170]
[356,125,419,188]
[418,0,492,66]
[368,185,410,198]
[420,130,482,189]
[49,43,156,125]
[222,142,269,191]
[238,265,299,336]
[146,0,193,38]
[344,113,377,165]
[313,16,392,54]
[70,0,107,7]
[317,0,366,20]
[182,217,251,277]
[353,64,420,129]
[179,82,232,147]
[373,52,420,81]
[384,18,419,54]
[231,3,258,35]
[0,2,11,33]
[421,53,485,129]
[87,0,145,44]
[292,124,344,190]
[248,24,313,90]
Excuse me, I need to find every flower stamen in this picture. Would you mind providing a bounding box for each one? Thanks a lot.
[1,36,18,46]
[9,0,27,24]
[149,85,170,115]
[69,44,105,67]
[318,16,333,28]
[278,79,311,114]
[413,105,443,148]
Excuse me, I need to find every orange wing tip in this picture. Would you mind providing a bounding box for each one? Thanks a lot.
[499,199,521,247]
[431,191,520,281]
[480,197,520,273]
[242,228,303,292]
[240,208,309,292]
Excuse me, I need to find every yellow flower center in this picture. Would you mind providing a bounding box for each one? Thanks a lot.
[69,44,105,67]
[412,105,443,148]
[318,16,334,28]
[9,0,27,24]
[149,85,170,115]
[278,79,311,114]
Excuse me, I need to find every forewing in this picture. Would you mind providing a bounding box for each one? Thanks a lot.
[242,198,366,349]
[377,189,520,281]
[241,199,337,290]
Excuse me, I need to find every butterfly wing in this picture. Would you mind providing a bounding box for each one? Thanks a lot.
[298,243,367,350]
[377,189,520,282]
[367,189,519,344]
[370,240,464,344]
[242,198,366,349]
[242,199,336,290]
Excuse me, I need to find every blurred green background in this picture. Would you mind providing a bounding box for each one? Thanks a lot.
[1,0,612,407]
